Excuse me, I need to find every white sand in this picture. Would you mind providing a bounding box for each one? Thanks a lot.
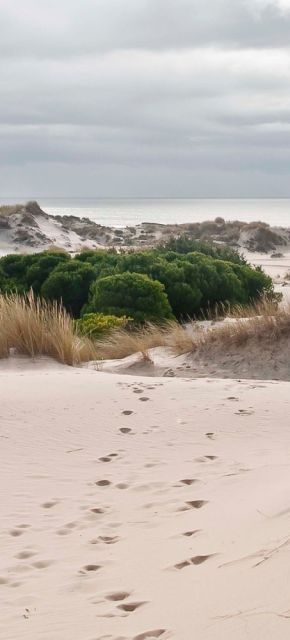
[2,361,290,639]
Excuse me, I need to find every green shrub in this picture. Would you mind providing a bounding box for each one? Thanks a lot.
[159,235,247,265]
[75,313,129,339]
[41,260,95,317]
[89,272,173,323]
[0,241,274,322]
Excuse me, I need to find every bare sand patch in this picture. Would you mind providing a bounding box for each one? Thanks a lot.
[1,362,290,639]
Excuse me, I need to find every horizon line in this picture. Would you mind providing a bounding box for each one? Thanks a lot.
[2,196,290,201]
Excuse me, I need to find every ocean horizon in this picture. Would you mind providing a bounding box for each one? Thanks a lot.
[2,197,290,228]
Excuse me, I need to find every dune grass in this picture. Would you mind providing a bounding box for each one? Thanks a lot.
[94,299,287,361]
[0,293,97,365]
[0,294,287,367]
[0,204,23,217]
[194,301,290,351]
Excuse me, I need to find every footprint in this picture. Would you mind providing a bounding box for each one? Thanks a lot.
[41,501,58,509]
[133,630,167,640]
[186,500,208,509]
[99,457,113,463]
[117,602,146,613]
[190,555,212,565]
[15,551,37,560]
[0,576,10,585]
[174,560,191,570]
[116,483,129,490]
[91,507,106,514]
[106,592,130,602]
[120,428,132,434]
[9,529,24,537]
[96,480,111,487]
[180,479,197,486]
[32,560,52,569]
[122,411,133,416]
[80,564,101,573]
[235,409,254,416]
[65,522,77,529]
[139,397,150,402]
[205,456,218,461]
[98,536,119,545]
[182,530,200,537]
[175,555,212,569]
[56,528,71,536]
[205,433,215,440]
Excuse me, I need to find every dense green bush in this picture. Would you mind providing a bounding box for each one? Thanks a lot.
[0,241,275,322]
[41,260,95,316]
[89,272,173,323]
[75,313,129,339]
[160,236,247,264]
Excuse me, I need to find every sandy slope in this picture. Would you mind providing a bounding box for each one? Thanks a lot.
[1,362,290,639]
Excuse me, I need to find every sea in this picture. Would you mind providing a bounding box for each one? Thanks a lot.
[2,198,290,228]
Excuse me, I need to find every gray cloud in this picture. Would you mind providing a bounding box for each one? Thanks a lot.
[1,0,290,197]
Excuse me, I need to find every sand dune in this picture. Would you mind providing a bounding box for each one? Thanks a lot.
[1,360,290,639]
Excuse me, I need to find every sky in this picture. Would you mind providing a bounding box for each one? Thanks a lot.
[1,0,290,198]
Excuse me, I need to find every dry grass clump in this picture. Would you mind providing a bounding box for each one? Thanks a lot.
[94,299,288,361]
[95,321,196,360]
[0,204,24,217]
[1,294,287,368]
[0,293,97,365]
[192,301,290,352]
[95,323,172,360]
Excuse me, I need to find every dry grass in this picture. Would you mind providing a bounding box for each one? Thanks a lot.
[94,299,288,361]
[0,295,288,368]
[0,204,23,217]
[0,293,97,365]
[191,300,290,352]
[94,323,173,360]
[94,321,196,360]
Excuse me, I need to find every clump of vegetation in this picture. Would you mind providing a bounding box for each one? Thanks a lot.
[0,204,23,217]
[159,235,247,264]
[0,293,97,364]
[0,241,274,324]
[75,313,130,339]
[88,272,174,323]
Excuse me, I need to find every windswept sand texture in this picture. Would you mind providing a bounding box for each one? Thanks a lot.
[1,360,290,639]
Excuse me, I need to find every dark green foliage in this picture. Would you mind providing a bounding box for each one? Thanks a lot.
[160,235,247,265]
[0,240,274,322]
[89,272,173,323]
[114,252,202,318]
[26,253,70,293]
[41,260,95,316]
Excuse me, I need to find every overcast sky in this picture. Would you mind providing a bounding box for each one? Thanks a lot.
[1,0,290,198]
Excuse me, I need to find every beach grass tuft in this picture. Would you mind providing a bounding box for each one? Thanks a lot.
[0,292,97,365]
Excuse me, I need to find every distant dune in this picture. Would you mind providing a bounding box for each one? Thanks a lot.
[1,201,290,255]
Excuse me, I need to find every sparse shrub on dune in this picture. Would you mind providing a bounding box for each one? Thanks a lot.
[75,313,130,339]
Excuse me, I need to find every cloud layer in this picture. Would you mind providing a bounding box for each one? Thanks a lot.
[1,0,290,197]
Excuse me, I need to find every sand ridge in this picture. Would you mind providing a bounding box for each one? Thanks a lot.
[1,363,290,639]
